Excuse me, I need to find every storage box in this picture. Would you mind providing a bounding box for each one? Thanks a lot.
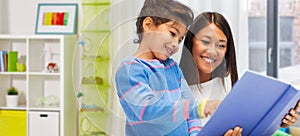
[0,110,26,136]
[29,111,59,136]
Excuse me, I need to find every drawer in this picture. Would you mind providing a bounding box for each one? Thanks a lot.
[29,111,60,136]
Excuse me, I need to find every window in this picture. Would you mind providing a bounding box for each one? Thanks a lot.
[248,0,300,83]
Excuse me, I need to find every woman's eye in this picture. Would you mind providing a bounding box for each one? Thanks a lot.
[200,40,210,45]
[217,44,226,48]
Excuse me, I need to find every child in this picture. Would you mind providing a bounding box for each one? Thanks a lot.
[180,11,299,130]
[114,0,200,135]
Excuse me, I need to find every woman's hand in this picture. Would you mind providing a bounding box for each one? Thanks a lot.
[280,100,300,128]
[224,127,243,136]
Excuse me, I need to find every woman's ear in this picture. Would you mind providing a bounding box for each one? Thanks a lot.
[143,17,155,32]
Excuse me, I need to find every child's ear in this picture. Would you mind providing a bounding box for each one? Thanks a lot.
[143,17,155,32]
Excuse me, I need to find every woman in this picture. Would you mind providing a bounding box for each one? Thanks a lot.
[179,12,299,129]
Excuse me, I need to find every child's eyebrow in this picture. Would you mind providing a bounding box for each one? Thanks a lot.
[174,28,180,34]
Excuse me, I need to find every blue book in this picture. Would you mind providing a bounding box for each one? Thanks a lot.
[197,70,300,136]
[0,51,4,72]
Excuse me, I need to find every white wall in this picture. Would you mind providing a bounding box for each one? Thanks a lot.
[2,0,79,34]
[0,0,8,33]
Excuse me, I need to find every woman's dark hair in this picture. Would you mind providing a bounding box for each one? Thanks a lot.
[135,0,194,42]
[180,12,238,87]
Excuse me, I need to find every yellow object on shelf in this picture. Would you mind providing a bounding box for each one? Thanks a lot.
[0,110,26,136]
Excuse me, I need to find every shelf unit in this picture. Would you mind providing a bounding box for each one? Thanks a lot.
[78,0,111,135]
[0,34,78,136]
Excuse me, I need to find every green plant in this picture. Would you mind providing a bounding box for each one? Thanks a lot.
[7,87,18,95]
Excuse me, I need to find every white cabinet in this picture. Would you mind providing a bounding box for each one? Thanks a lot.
[0,35,78,136]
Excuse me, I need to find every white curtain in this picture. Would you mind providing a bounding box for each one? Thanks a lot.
[107,0,249,135]
[107,1,141,135]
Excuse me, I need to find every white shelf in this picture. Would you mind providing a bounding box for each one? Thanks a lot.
[0,34,78,136]
[28,107,60,112]
[0,72,26,75]
[0,105,26,110]
[0,72,61,76]
[28,72,60,76]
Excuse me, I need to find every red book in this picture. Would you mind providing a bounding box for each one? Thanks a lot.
[3,52,8,71]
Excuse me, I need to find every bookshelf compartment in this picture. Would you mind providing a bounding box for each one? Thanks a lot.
[28,75,60,109]
[81,31,110,57]
[0,38,27,51]
[81,56,109,86]
[0,38,27,72]
[28,39,61,73]
[82,4,110,31]
[0,74,26,108]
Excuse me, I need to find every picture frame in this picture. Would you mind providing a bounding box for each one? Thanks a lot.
[35,3,78,34]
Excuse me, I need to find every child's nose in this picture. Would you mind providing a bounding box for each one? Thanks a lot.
[171,41,179,48]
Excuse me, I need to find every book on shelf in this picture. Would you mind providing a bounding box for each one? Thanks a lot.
[3,51,8,71]
[0,51,2,71]
[197,70,300,136]
[0,51,8,72]
[8,51,18,72]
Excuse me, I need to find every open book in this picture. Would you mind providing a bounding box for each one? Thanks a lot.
[197,70,300,136]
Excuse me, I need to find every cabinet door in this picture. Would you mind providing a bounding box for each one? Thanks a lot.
[29,111,59,136]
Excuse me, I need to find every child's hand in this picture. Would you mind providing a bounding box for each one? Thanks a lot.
[204,100,222,117]
[224,126,243,136]
[280,100,300,128]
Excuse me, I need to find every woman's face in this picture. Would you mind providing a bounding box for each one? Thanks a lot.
[192,23,227,75]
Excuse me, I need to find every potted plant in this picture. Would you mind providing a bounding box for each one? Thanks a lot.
[6,86,19,107]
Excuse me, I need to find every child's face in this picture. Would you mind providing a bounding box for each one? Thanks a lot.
[142,20,187,60]
[192,24,227,74]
